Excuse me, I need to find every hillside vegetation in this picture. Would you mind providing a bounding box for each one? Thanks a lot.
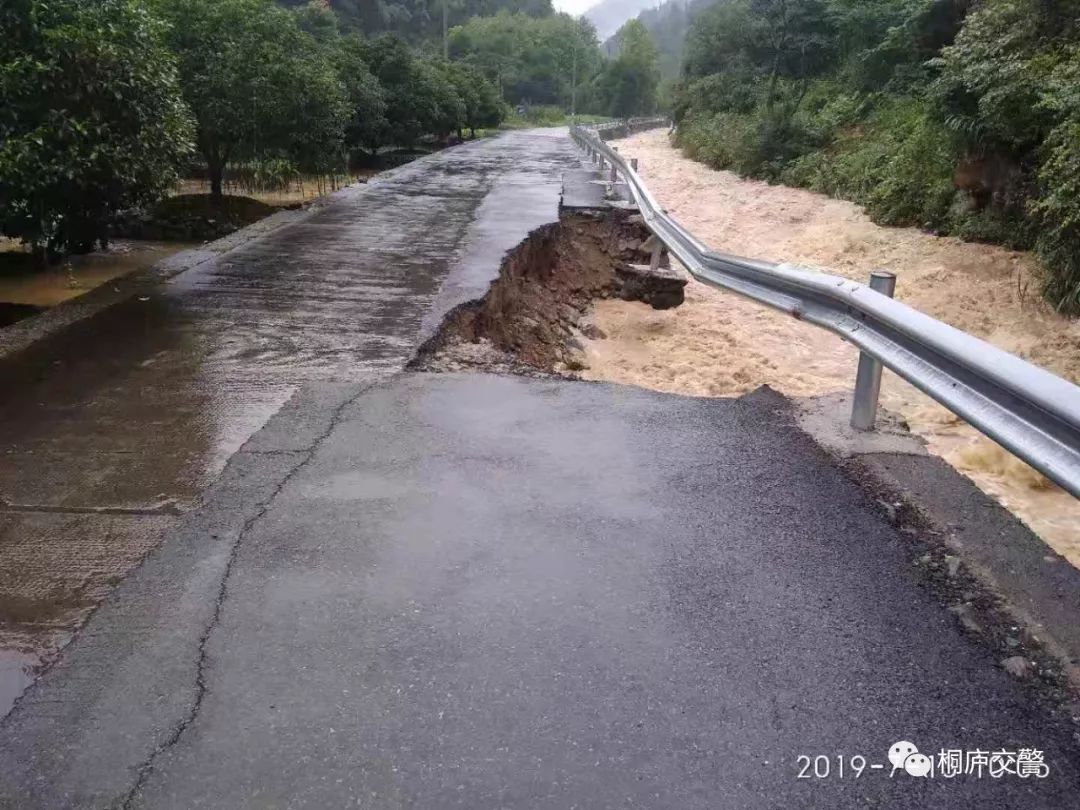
[2,0,662,262]
[673,0,1080,314]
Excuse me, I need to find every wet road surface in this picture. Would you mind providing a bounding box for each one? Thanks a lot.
[0,129,581,713]
[2,374,1079,808]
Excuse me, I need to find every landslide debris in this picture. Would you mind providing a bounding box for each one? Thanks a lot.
[414,209,685,376]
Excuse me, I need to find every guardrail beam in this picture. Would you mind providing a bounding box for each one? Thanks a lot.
[568,123,1080,496]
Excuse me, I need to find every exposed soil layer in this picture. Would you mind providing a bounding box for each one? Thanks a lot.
[414,209,671,374]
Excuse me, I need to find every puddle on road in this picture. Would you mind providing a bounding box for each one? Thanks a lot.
[0,140,528,716]
[0,291,293,719]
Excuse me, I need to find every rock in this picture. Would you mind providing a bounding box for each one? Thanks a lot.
[580,322,606,340]
[1001,656,1034,679]
[876,499,899,524]
[945,555,961,578]
[948,603,982,635]
[614,262,687,311]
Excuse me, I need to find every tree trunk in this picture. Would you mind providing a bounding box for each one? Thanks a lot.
[209,163,224,202]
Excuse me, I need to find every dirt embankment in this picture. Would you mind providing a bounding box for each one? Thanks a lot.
[413,210,677,374]
[582,129,1080,567]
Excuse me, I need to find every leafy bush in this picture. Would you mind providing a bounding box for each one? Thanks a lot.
[0,0,193,256]
[782,98,958,228]
[931,0,1052,155]
[667,0,1080,314]
[1033,49,1080,312]
[1035,121,1080,312]
[445,62,507,136]
[678,99,818,181]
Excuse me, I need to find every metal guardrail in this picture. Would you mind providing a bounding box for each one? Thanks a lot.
[570,124,1080,499]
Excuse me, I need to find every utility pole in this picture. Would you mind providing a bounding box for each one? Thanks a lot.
[443,0,449,60]
[571,38,577,122]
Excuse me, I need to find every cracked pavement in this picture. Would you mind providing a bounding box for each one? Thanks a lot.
[0,129,580,718]
[2,130,1080,809]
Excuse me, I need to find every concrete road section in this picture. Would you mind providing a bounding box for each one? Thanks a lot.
[2,373,1078,809]
[0,130,581,714]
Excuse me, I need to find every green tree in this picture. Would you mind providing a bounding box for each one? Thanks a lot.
[597,19,661,118]
[338,34,389,154]
[0,0,193,257]
[155,0,350,199]
[423,61,468,139]
[289,3,388,155]
[445,62,506,135]
[449,12,601,107]
[277,0,554,40]
[362,36,465,145]
[682,0,756,82]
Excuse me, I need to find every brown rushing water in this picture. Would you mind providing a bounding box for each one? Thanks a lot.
[584,129,1080,566]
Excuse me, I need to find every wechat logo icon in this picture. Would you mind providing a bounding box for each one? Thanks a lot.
[889,741,931,777]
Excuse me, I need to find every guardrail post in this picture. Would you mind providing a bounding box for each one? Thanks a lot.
[649,238,665,272]
[610,163,618,183]
[850,271,898,431]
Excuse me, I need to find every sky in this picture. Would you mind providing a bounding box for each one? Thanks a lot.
[553,0,595,15]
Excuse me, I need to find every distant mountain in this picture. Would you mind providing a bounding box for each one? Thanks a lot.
[584,0,659,41]
[606,0,712,77]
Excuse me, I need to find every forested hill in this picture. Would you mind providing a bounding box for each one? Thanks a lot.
[584,0,658,40]
[673,0,1080,315]
[275,0,554,40]
[628,0,706,77]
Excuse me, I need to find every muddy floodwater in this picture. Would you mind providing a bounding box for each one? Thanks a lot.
[585,129,1080,566]
[0,240,196,314]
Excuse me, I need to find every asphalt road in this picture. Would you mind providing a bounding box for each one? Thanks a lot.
[0,129,580,713]
[1,130,1078,808]
[2,372,1079,808]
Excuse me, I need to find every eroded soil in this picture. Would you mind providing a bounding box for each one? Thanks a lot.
[413,210,667,374]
